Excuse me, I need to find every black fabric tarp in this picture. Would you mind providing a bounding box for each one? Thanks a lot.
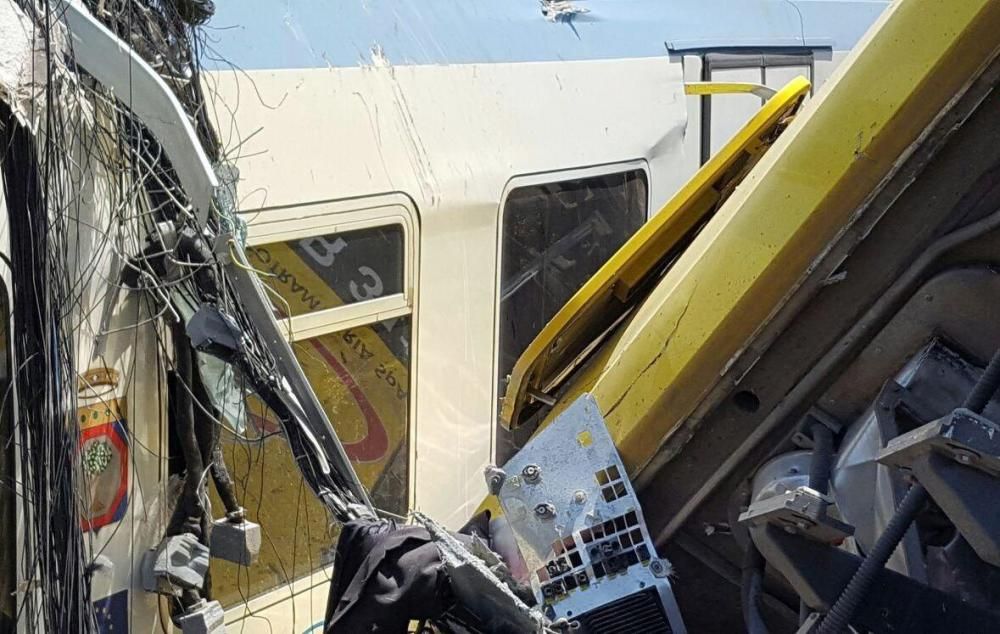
[325,518,453,632]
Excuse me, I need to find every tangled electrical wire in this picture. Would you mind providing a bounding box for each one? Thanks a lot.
[0,0,372,630]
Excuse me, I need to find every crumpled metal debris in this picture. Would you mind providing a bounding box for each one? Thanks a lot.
[540,0,590,23]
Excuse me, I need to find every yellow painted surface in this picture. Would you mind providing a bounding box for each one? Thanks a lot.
[501,77,810,430]
[581,0,1000,476]
[684,82,776,99]
[506,0,1000,484]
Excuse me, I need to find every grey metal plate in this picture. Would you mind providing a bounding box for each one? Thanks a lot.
[497,394,685,631]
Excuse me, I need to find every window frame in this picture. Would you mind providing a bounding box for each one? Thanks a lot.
[699,49,816,164]
[244,193,418,342]
[490,160,650,443]
[238,190,419,532]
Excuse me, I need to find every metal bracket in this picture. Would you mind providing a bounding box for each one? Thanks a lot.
[740,486,854,545]
[879,408,1000,566]
[880,408,1000,476]
[792,408,843,450]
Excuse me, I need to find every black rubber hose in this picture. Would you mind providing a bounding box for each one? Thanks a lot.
[175,227,219,303]
[816,483,928,634]
[210,441,241,516]
[801,422,835,624]
[741,541,770,634]
[964,349,1000,415]
[808,423,834,496]
[166,325,206,538]
[190,364,242,516]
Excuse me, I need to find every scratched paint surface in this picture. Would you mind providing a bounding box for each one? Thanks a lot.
[207,0,888,69]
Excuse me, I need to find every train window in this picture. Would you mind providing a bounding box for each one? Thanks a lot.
[212,210,414,607]
[249,224,405,319]
[496,169,647,459]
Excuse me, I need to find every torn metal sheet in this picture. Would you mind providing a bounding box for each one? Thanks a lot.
[0,0,73,129]
[414,512,549,633]
[540,0,590,23]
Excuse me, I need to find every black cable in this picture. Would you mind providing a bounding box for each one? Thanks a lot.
[741,541,770,634]
[2,93,94,632]
[799,421,835,624]
[816,484,928,634]
[964,349,1000,415]
[190,362,241,516]
[172,0,215,25]
[210,441,241,516]
[808,423,834,496]
[166,323,206,539]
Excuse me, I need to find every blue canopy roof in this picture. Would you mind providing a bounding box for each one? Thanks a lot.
[206,0,888,70]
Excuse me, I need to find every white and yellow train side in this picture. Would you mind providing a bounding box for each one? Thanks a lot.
[0,0,888,632]
[197,1,886,629]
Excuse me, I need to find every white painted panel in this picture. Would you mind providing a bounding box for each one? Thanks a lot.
[708,66,764,156]
[675,54,704,208]
[765,64,812,93]
[813,49,853,95]
[206,57,690,529]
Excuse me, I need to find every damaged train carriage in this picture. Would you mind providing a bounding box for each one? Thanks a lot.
[202,0,884,626]
[0,0,898,632]
[494,0,1000,632]
[1,0,372,631]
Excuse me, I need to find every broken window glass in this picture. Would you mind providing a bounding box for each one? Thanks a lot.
[210,314,412,607]
[496,170,647,461]
[211,223,412,607]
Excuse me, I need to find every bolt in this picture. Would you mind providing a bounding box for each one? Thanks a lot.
[954,451,976,465]
[522,464,541,483]
[649,559,668,577]
[573,490,587,504]
[534,503,556,519]
[484,466,507,495]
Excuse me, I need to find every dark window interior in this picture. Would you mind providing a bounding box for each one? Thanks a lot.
[496,170,647,462]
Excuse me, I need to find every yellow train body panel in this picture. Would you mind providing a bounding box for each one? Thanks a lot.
[528,0,1000,478]
[501,77,811,430]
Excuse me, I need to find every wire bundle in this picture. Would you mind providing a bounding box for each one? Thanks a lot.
[0,0,378,628]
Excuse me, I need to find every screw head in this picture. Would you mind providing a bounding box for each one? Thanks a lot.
[573,490,587,504]
[534,503,556,519]
[522,464,541,483]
